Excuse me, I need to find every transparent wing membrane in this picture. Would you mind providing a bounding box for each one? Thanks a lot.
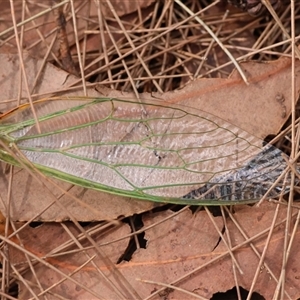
[0,98,291,205]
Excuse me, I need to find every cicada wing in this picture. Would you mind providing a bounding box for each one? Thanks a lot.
[0,98,289,204]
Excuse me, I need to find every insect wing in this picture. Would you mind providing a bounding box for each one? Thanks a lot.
[0,98,289,205]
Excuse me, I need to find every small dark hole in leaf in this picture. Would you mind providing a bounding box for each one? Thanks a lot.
[211,286,265,300]
[8,282,19,297]
[86,73,99,83]
[193,206,225,217]
[264,135,276,145]
[189,205,204,214]
[212,225,226,251]
[117,214,147,263]
[152,203,176,213]
[168,204,187,212]
[78,221,92,227]
[28,222,43,228]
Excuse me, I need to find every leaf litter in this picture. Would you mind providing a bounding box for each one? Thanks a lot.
[8,203,300,299]
[0,1,300,299]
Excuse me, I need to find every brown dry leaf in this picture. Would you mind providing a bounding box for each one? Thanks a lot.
[11,208,223,299]
[0,52,80,107]
[10,203,300,299]
[8,221,131,299]
[159,57,299,140]
[222,204,300,300]
[116,203,300,299]
[0,210,7,237]
[9,222,126,264]
[0,54,298,221]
